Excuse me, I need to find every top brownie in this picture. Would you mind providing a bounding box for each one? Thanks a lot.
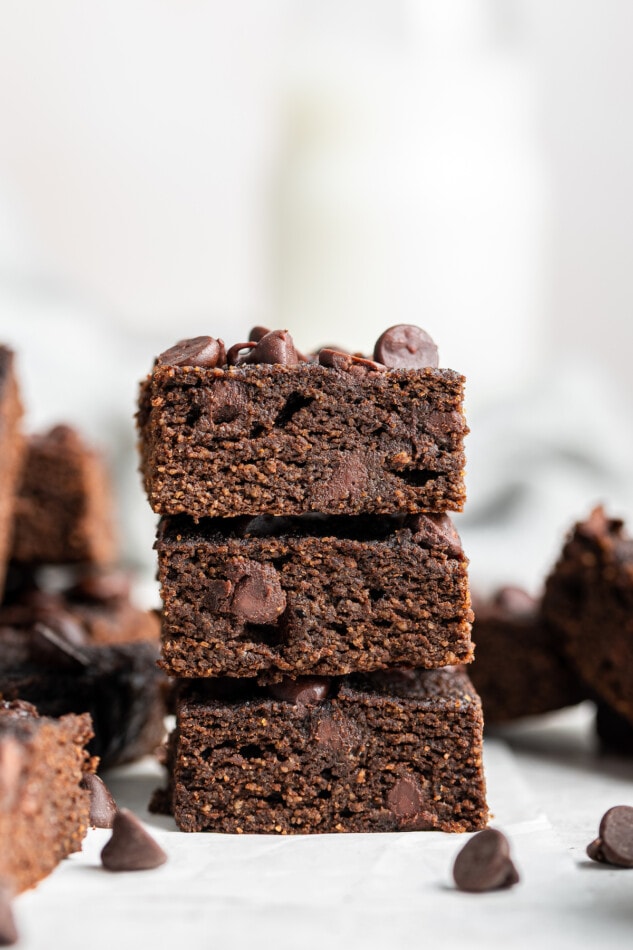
[137,325,467,518]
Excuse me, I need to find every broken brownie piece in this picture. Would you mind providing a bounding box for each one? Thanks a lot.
[0,566,159,646]
[0,700,93,894]
[469,587,583,724]
[137,327,467,518]
[157,512,473,678]
[543,506,633,727]
[0,347,24,598]
[163,665,487,834]
[0,627,166,768]
[11,425,117,566]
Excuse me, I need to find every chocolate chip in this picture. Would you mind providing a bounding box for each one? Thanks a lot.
[408,513,463,558]
[269,677,331,705]
[387,776,424,820]
[226,342,257,366]
[373,325,439,369]
[492,586,537,619]
[248,325,271,342]
[587,805,633,867]
[315,454,369,507]
[69,571,131,604]
[453,829,520,892]
[101,808,167,872]
[225,561,287,625]
[244,330,299,366]
[81,773,118,829]
[318,348,386,374]
[0,882,18,947]
[30,622,90,669]
[157,336,226,368]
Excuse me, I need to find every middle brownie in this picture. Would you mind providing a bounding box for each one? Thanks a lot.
[157,511,473,678]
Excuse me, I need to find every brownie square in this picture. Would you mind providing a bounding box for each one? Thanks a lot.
[0,700,92,894]
[1,566,159,646]
[11,425,117,566]
[543,506,633,726]
[469,587,583,724]
[137,354,467,519]
[0,626,166,768]
[164,666,487,834]
[157,512,473,678]
[0,346,25,597]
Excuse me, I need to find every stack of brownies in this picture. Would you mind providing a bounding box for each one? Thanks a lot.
[139,324,488,833]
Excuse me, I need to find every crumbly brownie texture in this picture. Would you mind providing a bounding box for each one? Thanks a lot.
[469,587,583,724]
[11,425,117,565]
[137,326,467,518]
[543,506,633,726]
[0,700,93,894]
[162,666,487,834]
[0,566,159,646]
[157,512,473,678]
[0,627,166,768]
[0,347,24,598]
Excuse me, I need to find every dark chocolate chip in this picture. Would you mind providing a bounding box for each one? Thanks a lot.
[269,677,331,705]
[81,773,118,829]
[453,829,520,893]
[226,342,257,366]
[373,324,439,369]
[248,325,270,342]
[387,776,424,820]
[587,806,633,867]
[408,513,463,558]
[492,586,537,619]
[101,808,167,872]
[315,453,369,506]
[30,622,90,670]
[69,571,131,604]
[225,561,287,625]
[318,348,386,374]
[157,336,226,368]
[244,330,299,366]
[0,882,18,947]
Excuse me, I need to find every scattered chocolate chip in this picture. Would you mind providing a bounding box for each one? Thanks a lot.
[225,561,287,625]
[408,513,463,558]
[0,882,18,947]
[453,829,520,893]
[373,325,439,369]
[30,622,90,670]
[269,677,331,705]
[226,342,257,366]
[248,325,271,342]
[69,571,131,604]
[244,330,299,366]
[81,773,118,829]
[101,808,167,872]
[157,336,226,368]
[493,586,537,618]
[318,348,386,374]
[587,805,633,867]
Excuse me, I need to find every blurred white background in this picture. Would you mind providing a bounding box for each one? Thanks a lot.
[0,0,632,590]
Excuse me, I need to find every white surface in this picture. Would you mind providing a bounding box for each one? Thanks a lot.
[12,706,633,950]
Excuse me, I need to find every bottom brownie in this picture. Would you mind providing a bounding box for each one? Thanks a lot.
[160,666,487,834]
[0,700,93,894]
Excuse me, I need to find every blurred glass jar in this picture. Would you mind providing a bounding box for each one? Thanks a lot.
[273,0,549,408]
